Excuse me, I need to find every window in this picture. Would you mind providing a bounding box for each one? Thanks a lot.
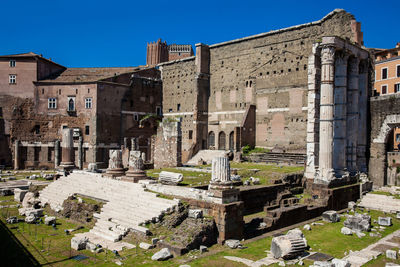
[156,106,162,116]
[48,98,57,109]
[177,103,181,111]
[9,74,16,84]
[189,130,193,140]
[382,68,388,80]
[168,108,172,112]
[34,125,40,134]
[134,114,139,121]
[396,133,400,143]
[381,85,387,95]
[395,83,400,93]
[9,60,16,67]
[67,97,75,111]
[85,125,90,135]
[397,65,400,77]
[85,98,92,109]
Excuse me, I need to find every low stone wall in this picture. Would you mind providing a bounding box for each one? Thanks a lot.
[245,152,306,165]
[239,184,286,215]
[177,198,244,243]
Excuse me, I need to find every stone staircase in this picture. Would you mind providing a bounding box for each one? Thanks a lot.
[39,171,179,249]
[186,150,228,165]
[359,193,400,213]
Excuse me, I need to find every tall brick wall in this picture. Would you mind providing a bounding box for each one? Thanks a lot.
[160,9,361,158]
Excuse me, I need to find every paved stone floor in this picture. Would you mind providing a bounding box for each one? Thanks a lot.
[342,229,400,267]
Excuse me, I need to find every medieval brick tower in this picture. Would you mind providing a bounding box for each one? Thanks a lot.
[146,39,194,66]
[146,39,169,66]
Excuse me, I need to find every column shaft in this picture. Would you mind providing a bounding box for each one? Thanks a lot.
[305,44,321,179]
[14,140,19,170]
[318,45,335,182]
[333,52,349,175]
[346,57,360,173]
[357,60,368,172]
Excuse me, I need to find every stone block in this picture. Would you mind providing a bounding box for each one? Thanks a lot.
[378,217,392,226]
[200,245,207,253]
[331,258,350,267]
[6,216,18,224]
[25,215,36,224]
[225,239,241,249]
[271,228,307,259]
[151,238,159,245]
[71,236,89,250]
[303,224,311,231]
[343,214,371,232]
[14,189,28,202]
[312,261,333,267]
[151,248,172,261]
[322,210,340,223]
[44,216,56,225]
[188,209,203,219]
[341,227,352,235]
[348,201,356,210]
[386,249,397,260]
[139,242,154,250]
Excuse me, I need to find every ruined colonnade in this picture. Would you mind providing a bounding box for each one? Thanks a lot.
[305,37,369,184]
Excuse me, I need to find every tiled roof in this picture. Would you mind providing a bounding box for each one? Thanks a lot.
[39,67,142,83]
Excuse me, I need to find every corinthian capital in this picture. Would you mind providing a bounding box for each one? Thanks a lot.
[321,46,336,64]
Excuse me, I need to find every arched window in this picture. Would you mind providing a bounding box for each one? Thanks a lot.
[208,131,215,148]
[67,97,75,111]
[229,131,234,151]
[218,131,226,150]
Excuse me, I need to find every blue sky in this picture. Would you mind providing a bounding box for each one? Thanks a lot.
[1,0,398,67]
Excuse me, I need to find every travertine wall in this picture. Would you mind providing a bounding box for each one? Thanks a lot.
[159,9,362,162]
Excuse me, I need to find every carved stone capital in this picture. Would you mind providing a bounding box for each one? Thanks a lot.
[321,46,336,65]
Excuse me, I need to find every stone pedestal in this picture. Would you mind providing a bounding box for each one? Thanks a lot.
[208,156,239,204]
[123,151,147,182]
[59,129,75,170]
[106,149,125,177]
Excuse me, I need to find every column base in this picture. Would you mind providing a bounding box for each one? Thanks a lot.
[121,169,147,183]
[105,168,125,178]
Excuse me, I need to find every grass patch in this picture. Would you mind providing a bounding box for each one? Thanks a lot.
[145,162,303,186]
[146,168,211,186]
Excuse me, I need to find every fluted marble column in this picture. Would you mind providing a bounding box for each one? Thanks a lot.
[305,44,321,179]
[333,51,349,176]
[124,150,147,182]
[318,45,336,182]
[106,149,125,177]
[211,156,231,183]
[357,59,369,173]
[346,57,360,174]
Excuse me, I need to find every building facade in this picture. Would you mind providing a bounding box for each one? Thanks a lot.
[372,43,400,150]
[0,52,66,166]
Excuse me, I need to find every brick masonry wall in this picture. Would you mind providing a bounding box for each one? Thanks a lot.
[160,10,358,155]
